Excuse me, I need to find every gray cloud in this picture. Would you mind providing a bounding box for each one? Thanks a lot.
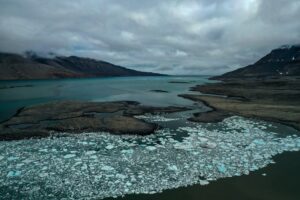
[0,0,300,75]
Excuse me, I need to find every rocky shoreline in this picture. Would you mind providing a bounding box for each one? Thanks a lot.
[2,75,299,141]
[179,76,300,131]
[0,100,189,141]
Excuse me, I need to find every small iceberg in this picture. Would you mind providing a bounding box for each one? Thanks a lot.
[105,144,115,150]
[64,154,76,159]
[217,164,227,173]
[146,146,156,151]
[101,165,114,171]
[7,171,21,177]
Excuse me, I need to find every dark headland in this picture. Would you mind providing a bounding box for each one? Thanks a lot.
[0,101,188,141]
[0,52,164,80]
[180,45,300,131]
[0,52,182,141]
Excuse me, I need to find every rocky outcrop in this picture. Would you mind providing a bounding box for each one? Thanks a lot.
[190,77,300,104]
[0,100,188,141]
[191,45,300,129]
[150,90,169,93]
[189,110,232,123]
[179,76,300,131]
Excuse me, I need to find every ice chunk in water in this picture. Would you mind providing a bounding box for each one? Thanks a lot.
[85,151,96,155]
[64,154,76,159]
[252,138,266,145]
[121,149,134,154]
[101,165,114,171]
[199,180,209,185]
[168,165,178,171]
[7,171,21,177]
[200,141,217,149]
[16,163,24,168]
[7,156,19,161]
[146,146,156,151]
[199,137,209,143]
[81,164,88,170]
[39,173,48,178]
[116,174,127,179]
[126,181,132,186]
[39,148,48,153]
[105,144,114,150]
[90,155,98,159]
[217,164,227,173]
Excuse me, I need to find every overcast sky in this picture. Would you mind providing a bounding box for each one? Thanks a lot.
[0,0,300,75]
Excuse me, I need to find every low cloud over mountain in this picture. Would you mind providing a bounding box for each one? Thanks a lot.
[0,0,300,75]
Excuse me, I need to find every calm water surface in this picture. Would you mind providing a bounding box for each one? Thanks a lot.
[0,76,212,122]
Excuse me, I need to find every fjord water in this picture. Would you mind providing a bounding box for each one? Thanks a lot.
[0,76,300,200]
[0,76,211,122]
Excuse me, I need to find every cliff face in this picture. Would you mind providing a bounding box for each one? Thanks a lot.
[214,45,300,79]
[0,53,163,80]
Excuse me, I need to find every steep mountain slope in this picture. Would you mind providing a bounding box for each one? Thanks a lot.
[214,45,300,79]
[0,53,163,80]
[34,56,160,77]
[0,53,81,80]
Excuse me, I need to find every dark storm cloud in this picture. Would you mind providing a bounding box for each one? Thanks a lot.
[0,0,300,75]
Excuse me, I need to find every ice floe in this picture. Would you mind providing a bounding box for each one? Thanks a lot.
[7,171,21,178]
[0,116,300,199]
[64,154,76,159]
[136,114,180,122]
[105,144,115,150]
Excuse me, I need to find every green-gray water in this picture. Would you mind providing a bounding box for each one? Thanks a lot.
[0,76,212,122]
[0,76,300,200]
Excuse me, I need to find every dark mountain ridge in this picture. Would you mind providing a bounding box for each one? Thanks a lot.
[0,52,163,80]
[214,44,300,79]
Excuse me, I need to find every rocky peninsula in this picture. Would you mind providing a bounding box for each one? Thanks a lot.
[179,76,300,131]
[179,45,300,131]
[0,101,188,141]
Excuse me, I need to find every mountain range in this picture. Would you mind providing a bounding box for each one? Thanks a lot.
[0,53,163,80]
[214,44,300,79]
[1,45,300,80]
